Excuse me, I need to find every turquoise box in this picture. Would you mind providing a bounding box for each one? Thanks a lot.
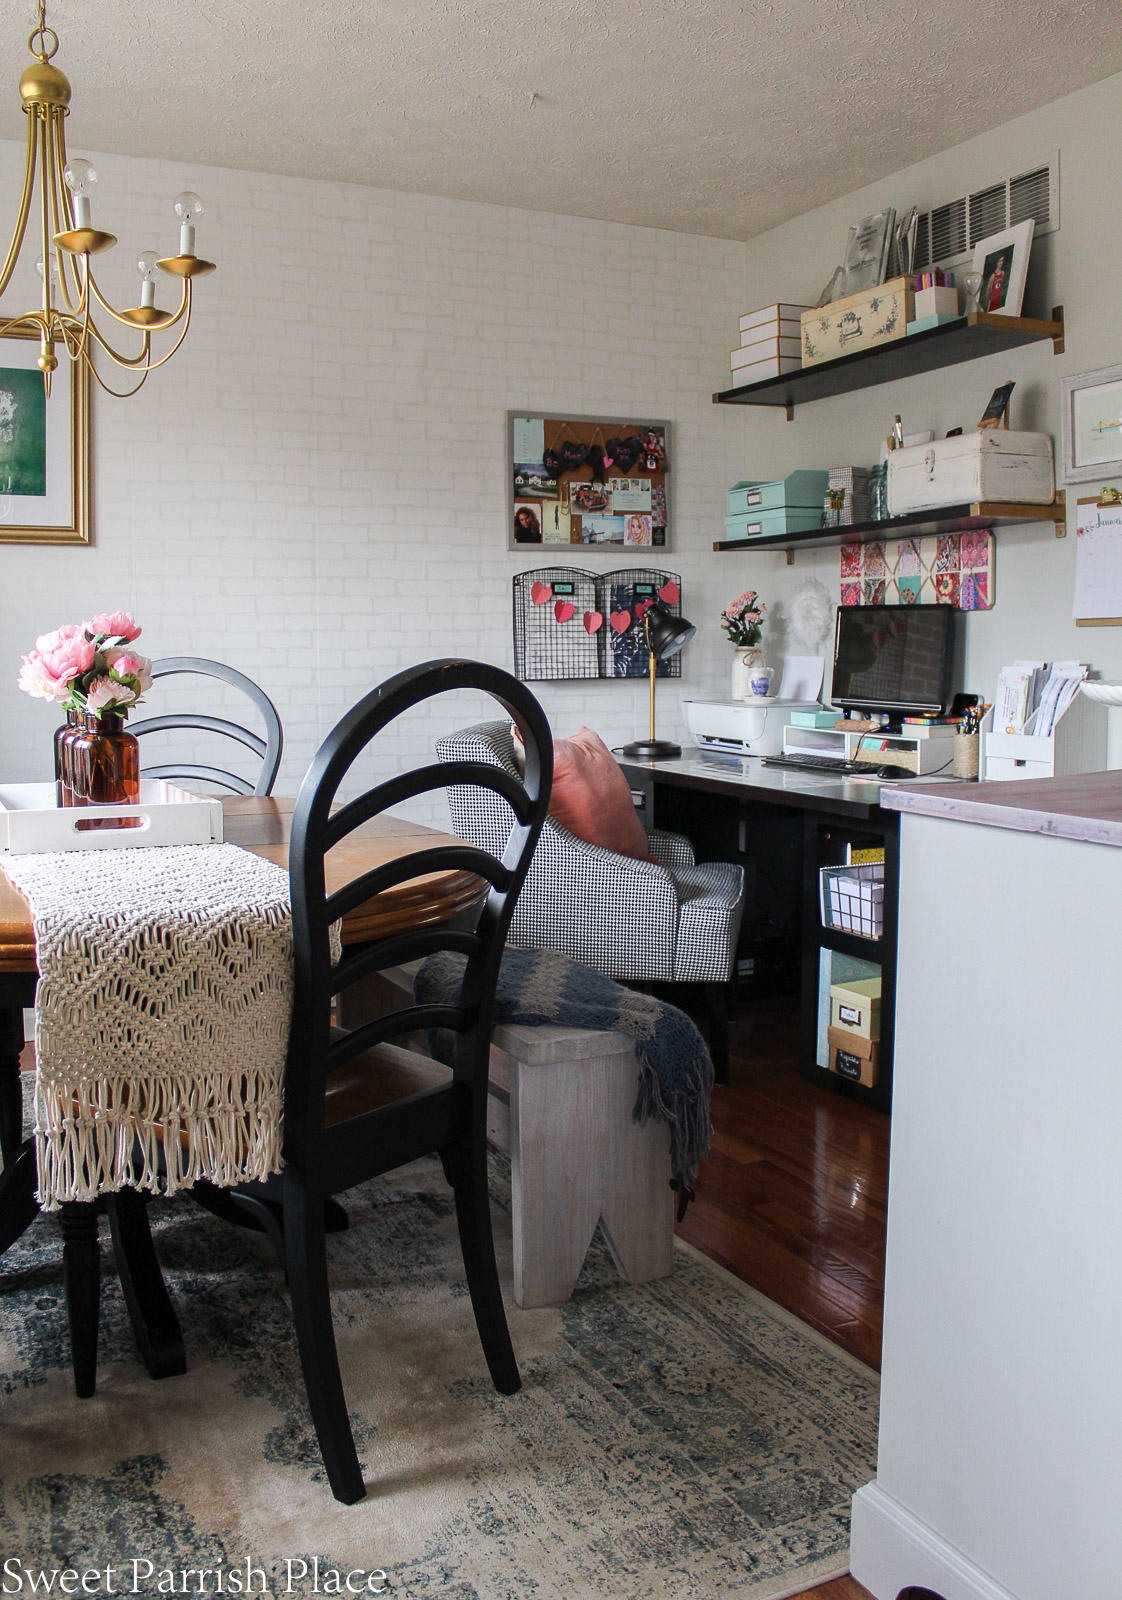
[724,505,825,541]
[727,471,830,517]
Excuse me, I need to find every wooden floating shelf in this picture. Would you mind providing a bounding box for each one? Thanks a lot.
[713,493,1067,555]
[713,308,1065,414]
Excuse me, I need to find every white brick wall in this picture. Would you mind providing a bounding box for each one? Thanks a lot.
[0,143,749,817]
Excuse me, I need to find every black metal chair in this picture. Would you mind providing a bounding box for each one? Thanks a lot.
[131,656,283,796]
[226,659,552,1502]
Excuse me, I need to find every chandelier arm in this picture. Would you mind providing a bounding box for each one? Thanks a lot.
[84,266,189,336]
[81,306,153,369]
[0,116,37,299]
[48,113,83,314]
[36,111,54,330]
[132,290,193,372]
[85,357,151,401]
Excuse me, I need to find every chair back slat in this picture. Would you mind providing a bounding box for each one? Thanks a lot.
[323,845,511,927]
[330,927,484,999]
[324,760,534,849]
[134,657,283,797]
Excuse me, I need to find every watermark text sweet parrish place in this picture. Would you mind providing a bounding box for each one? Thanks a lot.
[1,1560,388,1596]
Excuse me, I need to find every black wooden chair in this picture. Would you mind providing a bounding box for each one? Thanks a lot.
[225,659,551,1502]
[131,656,283,796]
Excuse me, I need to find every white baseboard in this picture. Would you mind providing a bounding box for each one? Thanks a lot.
[850,1482,1021,1600]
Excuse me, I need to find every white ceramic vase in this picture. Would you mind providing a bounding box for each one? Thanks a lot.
[731,644,765,701]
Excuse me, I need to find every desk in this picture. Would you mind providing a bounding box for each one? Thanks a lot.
[617,752,900,1111]
[0,798,484,1374]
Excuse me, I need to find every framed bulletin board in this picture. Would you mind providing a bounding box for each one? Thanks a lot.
[509,411,670,552]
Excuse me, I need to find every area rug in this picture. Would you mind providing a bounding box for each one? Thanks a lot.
[0,1155,878,1600]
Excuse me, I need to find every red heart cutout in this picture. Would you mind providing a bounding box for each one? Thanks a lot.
[658,581,679,604]
[610,610,631,634]
[554,600,575,623]
[530,581,552,605]
[583,610,603,634]
[635,600,651,618]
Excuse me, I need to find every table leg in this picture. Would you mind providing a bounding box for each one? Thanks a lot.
[0,1002,26,1166]
[60,1201,101,1398]
[0,995,38,1260]
[106,1189,186,1380]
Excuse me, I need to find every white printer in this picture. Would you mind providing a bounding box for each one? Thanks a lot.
[682,699,824,758]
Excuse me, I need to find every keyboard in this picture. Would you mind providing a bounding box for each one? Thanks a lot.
[762,753,871,775]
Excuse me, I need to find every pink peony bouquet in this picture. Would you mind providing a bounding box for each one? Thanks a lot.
[720,589,766,648]
[18,612,152,719]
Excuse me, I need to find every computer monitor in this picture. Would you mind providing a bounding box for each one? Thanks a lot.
[831,604,956,718]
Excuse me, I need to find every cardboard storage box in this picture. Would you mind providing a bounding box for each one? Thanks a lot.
[887,429,1055,516]
[827,1026,879,1088]
[829,976,882,1040]
[800,277,915,367]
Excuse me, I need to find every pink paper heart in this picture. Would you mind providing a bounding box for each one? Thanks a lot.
[530,581,552,605]
[554,600,575,623]
[610,609,631,634]
[634,600,650,618]
[658,581,679,604]
[603,456,614,469]
[583,610,603,634]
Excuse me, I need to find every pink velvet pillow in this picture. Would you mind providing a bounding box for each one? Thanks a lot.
[514,724,652,861]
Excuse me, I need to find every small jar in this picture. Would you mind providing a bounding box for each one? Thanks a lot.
[69,711,140,812]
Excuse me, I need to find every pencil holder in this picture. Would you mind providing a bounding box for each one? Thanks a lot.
[953,731,980,780]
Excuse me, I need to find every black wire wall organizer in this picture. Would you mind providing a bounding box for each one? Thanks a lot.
[513,567,683,683]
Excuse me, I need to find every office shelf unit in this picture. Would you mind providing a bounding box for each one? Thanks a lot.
[713,307,1065,415]
[713,493,1067,554]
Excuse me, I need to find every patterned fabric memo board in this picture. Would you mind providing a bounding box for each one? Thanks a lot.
[840,530,995,610]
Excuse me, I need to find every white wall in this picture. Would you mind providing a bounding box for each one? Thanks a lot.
[734,69,1122,752]
[0,143,748,806]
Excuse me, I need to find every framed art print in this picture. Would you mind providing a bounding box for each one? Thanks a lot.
[1061,363,1122,485]
[0,330,90,545]
[970,219,1034,318]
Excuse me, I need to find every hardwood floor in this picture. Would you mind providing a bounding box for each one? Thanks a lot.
[676,987,890,1371]
[789,1580,874,1600]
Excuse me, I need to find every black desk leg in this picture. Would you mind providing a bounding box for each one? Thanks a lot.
[106,1190,186,1380]
[60,1201,101,1398]
[705,983,731,1086]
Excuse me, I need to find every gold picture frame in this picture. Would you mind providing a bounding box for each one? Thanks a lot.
[0,329,90,545]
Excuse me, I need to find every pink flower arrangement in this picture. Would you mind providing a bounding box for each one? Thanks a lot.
[17,612,148,719]
[720,589,766,648]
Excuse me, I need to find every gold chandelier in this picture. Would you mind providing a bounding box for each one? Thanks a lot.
[0,1,215,397]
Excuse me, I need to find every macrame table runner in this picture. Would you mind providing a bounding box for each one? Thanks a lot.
[4,842,299,1211]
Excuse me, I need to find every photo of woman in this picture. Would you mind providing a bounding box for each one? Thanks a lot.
[625,513,652,546]
[513,502,542,543]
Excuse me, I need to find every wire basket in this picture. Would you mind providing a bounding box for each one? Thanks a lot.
[819,862,884,940]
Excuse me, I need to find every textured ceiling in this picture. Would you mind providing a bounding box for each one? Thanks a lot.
[2,0,1121,240]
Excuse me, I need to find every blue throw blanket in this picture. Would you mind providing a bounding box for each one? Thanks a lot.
[414,947,713,1198]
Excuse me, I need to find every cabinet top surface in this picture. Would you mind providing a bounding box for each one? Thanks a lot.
[883,769,1122,847]
[617,751,895,817]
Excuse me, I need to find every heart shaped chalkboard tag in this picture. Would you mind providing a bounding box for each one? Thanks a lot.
[612,437,642,475]
[559,440,588,473]
[542,446,562,481]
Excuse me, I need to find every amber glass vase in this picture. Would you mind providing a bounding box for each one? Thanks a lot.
[53,707,82,807]
[69,712,140,818]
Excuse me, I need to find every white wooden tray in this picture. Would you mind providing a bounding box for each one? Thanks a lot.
[0,780,224,854]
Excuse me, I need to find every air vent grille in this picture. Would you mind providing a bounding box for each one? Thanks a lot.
[912,155,1058,272]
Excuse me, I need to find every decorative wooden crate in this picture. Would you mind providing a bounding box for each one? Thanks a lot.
[800,277,915,367]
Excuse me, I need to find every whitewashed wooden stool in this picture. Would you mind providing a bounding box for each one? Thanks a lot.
[339,967,675,1309]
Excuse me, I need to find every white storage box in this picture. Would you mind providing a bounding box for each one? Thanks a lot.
[887,430,1054,516]
[0,780,224,854]
[739,303,808,337]
[728,352,802,386]
[732,334,802,371]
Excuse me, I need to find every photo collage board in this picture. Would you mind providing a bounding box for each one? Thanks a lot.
[510,412,670,550]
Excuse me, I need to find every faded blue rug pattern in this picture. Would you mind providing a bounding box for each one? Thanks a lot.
[0,1155,878,1599]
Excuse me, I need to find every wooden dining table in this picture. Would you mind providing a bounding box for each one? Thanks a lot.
[0,796,484,1381]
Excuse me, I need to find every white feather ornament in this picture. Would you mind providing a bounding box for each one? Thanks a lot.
[784,579,833,652]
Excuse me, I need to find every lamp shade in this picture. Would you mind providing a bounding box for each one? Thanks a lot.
[646,608,695,661]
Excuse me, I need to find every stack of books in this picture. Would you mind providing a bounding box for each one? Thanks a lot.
[730,302,807,388]
[828,466,870,526]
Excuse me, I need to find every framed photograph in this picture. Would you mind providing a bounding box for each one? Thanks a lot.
[0,330,89,545]
[507,412,670,550]
[971,219,1034,318]
[842,208,895,296]
[1060,364,1122,485]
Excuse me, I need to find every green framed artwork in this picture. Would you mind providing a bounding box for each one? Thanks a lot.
[0,330,90,545]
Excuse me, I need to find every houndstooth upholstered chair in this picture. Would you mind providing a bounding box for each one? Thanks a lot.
[437,720,745,1082]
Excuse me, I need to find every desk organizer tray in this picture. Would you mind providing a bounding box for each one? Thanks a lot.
[819,862,884,940]
[0,780,224,854]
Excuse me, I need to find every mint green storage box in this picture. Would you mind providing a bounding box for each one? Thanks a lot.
[727,471,829,517]
[724,506,824,541]
[789,708,841,728]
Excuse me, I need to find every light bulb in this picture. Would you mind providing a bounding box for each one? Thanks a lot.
[137,249,159,308]
[173,191,203,256]
[35,254,59,290]
[64,158,97,230]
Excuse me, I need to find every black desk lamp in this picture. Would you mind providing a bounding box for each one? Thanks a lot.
[620,606,695,759]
